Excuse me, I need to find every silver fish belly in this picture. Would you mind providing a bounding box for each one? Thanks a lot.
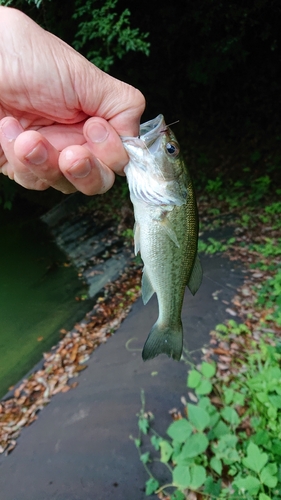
[123,114,202,361]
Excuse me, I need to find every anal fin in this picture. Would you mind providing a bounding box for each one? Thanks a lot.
[187,255,203,295]
[142,267,155,305]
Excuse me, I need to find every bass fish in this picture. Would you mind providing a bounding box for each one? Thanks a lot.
[122,114,202,361]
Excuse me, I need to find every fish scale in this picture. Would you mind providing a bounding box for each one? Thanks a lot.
[123,114,202,361]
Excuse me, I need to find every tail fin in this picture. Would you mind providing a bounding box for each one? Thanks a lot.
[142,321,183,361]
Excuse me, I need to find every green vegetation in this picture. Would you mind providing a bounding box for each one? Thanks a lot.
[134,337,281,499]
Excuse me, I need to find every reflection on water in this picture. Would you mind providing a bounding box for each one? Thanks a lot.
[0,213,88,398]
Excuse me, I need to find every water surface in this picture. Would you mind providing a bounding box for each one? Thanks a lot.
[0,212,88,398]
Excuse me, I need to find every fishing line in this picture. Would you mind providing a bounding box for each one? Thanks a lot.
[125,337,142,352]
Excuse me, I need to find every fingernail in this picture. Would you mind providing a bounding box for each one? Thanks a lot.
[87,123,109,143]
[25,142,48,165]
[1,120,22,141]
[67,158,92,178]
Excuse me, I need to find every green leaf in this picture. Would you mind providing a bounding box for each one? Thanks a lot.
[234,475,261,495]
[213,420,230,438]
[204,476,222,497]
[210,457,222,475]
[187,369,202,388]
[150,435,161,450]
[259,494,272,500]
[232,391,245,406]
[140,452,150,464]
[201,362,216,378]
[145,477,159,496]
[224,388,234,405]
[269,394,281,409]
[170,491,186,500]
[138,416,149,434]
[180,433,209,459]
[167,419,193,443]
[159,440,173,463]
[189,464,207,490]
[221,406,240,426]
[242,442,268,474]
[272,439,281,455]
[195,379,213,395]
[187,403,210,431]
[252,430,271,447]
[260,463,278,488]
[134,438,141,448]
[173,465,191,489]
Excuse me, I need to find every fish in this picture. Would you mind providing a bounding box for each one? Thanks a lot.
[122,114,202,361]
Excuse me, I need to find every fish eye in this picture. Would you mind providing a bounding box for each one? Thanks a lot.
[165,141,180,157]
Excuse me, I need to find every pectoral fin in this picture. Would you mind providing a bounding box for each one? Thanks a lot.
[133,222,140,255]
[160,218,180,248]
[141,268,155,305]
[187,255,203,295]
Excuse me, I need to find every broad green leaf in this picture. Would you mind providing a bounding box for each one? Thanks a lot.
[189,464,206,490]
[159,440,173,463]
[145,477,159,495]
[140,452,150,464]
[195,379,213,395]
[224,388,234,405]
[167,419,193,443]
[203,476,222,497]
[180,433,209,459]
[234,476,261,495]
[221,406,240,426]
[187,369,202,388]
[224,449,241,464]
[170,491,185,500]
[198,396,212,410]
[256,392,268,404]
[242,442,268,474]
[272,439,281,455]
[260,463,278,488]
[259,494,272,500]
[232,391,245,406]
[201,362,216,378]
[210,457,222,475]
[187,403,210,431]
[269,394,281,409]
[252,430,271,447]
[209,410,220,428]
[213,420,230,438]
[173,465,191,489]
[267,405,277,419]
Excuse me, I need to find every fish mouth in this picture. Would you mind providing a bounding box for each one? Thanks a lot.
[140,114,166,153]
[121,114,166,155]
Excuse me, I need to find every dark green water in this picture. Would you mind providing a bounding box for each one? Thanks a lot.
[0,212,88,398]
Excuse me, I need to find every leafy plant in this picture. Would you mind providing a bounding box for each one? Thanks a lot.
[134,330,281,499]
[72,0,150,71]
[198,237,235,254]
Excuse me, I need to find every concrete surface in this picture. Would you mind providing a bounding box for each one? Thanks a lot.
[0,253,244,500]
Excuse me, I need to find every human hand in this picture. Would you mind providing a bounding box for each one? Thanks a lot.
[0,7,145,194]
